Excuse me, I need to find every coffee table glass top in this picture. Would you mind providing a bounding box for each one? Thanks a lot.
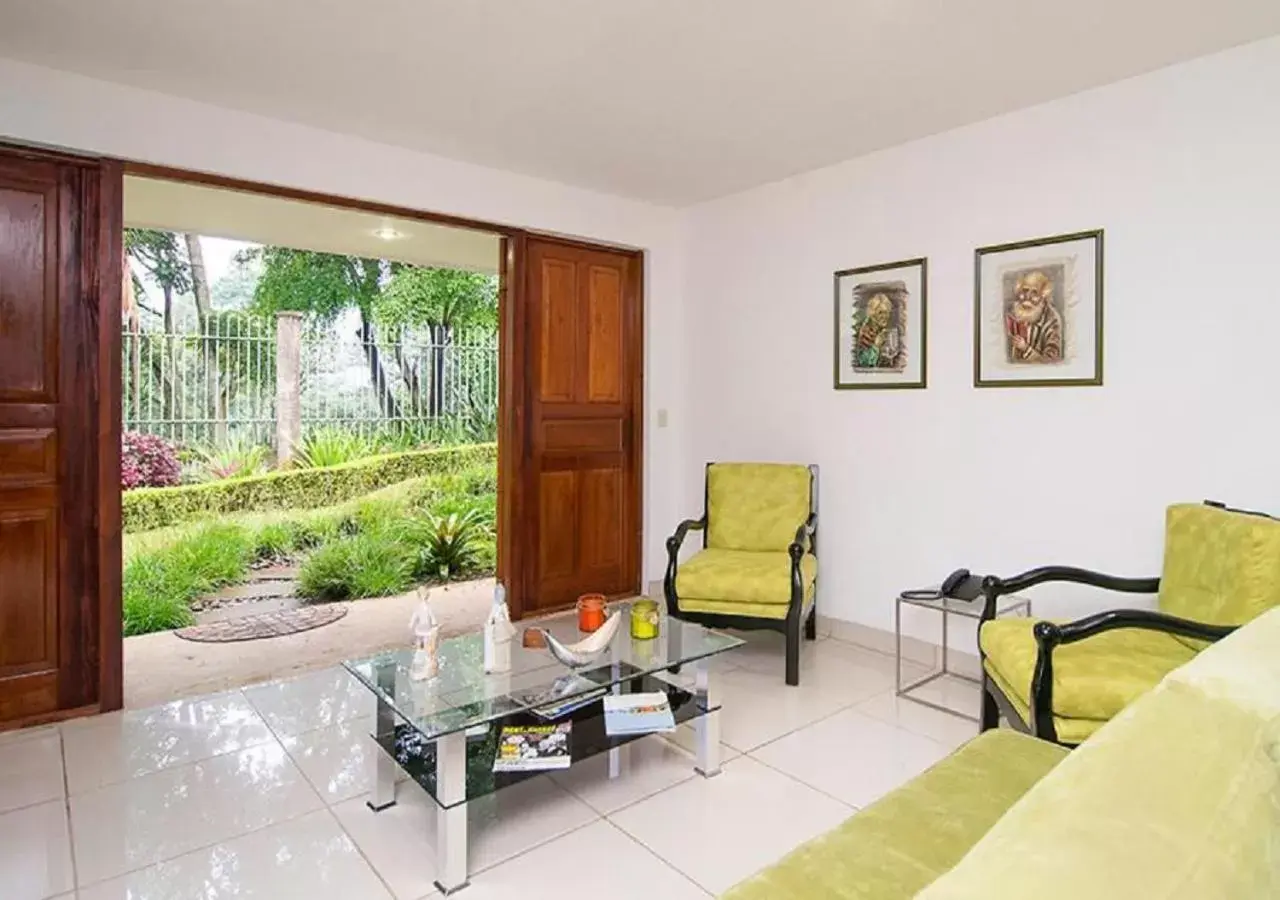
[343,603,743,742]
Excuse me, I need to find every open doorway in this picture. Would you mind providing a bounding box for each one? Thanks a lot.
[119,174,504,706]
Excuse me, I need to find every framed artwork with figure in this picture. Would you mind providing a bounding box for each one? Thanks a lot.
[974,229,1104,387]
[833,257,927,390]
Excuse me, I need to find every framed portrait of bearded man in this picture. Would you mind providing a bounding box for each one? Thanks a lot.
[833,257,927,390]
[974,229,1104,387]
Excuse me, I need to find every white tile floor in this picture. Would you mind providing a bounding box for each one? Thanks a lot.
[0,631,979,900]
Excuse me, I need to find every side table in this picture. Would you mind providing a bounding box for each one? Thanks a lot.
[895,588,1031,721]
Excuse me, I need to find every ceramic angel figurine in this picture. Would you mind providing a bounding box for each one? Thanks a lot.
[483,582,517,674]
[409,586,441,681]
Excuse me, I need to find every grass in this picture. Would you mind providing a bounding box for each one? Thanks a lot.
[122,462,498,635]
[122,522,254,636]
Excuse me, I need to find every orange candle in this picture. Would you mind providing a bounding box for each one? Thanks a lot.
[577,593,606,632]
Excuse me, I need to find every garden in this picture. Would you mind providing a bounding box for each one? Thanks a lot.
[121,428,497,636]
[121,227,500,638]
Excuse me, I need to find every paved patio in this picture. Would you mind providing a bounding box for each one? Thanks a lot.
[123,578,495,709]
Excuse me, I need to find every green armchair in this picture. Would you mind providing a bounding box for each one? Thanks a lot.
[978,501,1280,745]
[664,462,818,685]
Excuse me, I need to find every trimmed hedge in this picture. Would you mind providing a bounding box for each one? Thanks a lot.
[123,443,496,533]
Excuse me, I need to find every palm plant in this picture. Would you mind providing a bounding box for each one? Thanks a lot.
[409,508,487,579]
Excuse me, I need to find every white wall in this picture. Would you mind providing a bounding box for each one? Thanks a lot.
[682,37,1280,637]
[0,57,688,587]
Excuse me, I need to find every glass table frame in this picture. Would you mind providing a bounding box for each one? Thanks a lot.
[894,589,1031,722]
[344,604,743,895]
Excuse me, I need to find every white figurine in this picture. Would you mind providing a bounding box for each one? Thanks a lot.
[483,582,517,674]
[409,586,441,681]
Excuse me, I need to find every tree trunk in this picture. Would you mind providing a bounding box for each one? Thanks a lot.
[359,312,402,420]
[185,233,221,445]
[392,338,422,418]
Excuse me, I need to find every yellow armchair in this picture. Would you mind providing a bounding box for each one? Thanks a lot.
[664,463,818,685]
[978,501,1280,744]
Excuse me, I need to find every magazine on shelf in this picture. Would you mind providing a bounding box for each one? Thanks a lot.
[513,674,606,721]
[492,723,573,772]
[603,692,676,736]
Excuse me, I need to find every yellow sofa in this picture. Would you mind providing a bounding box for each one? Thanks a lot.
[979,501,1280,744]
[722,605,1280,899]
[664,462,818,685]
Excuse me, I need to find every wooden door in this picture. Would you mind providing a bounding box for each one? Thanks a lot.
[520,238,642,614]
[0,148,121,727]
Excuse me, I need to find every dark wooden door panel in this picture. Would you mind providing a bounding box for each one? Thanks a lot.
[0,507,58,674]
[0,148,117,727]
[523,238,641,613]
[0,177,58,403]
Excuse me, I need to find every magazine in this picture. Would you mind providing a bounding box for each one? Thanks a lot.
[513,674,606,721]
[603,692,676,736]
[492,722,573,772]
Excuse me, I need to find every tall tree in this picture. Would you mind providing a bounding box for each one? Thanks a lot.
[376,268,498,417]
[248,247,402,418]
[126,229,191,331]
[126,229,192,424]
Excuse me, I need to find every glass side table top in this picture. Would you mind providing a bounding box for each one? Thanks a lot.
[897,589,1028,618]
[344,604,744,742]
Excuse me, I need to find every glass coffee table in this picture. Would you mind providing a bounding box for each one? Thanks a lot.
[344,604,743,894]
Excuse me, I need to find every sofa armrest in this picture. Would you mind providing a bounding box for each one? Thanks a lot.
[663,517,706,615]
[1025,609,1234,741]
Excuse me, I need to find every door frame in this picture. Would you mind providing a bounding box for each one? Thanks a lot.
[0,151,646,716]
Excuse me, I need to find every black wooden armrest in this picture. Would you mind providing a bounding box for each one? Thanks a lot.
[789,513,817,559]
[665,517,706,555]
[664,517,706,616]
[1034,608,1235,648]
[984,565,1159,598]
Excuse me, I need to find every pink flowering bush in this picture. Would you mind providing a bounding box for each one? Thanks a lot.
[121,431,181,489]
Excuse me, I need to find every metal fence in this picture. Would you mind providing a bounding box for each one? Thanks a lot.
[122,314,499,448]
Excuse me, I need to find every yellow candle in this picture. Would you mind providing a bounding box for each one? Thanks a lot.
[630,599,659,640]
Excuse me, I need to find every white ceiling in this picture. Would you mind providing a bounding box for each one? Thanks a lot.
[4,1,1280,204]
[124,176,501,274]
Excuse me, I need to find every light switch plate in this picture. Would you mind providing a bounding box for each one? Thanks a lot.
[656,409,669,428]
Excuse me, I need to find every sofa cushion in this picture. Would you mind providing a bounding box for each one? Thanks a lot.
[980,616,1197,738]
[707,462,811,552]
[721,730,1068,900]
[919,608,1280,900]
[1159,502,1280,642]
[676,548,816,608]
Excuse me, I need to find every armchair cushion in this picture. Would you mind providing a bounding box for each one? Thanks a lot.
[1158,502,1280,641]
[675,548,816,613]
[707,463,811,552]
[981,617,1197,744]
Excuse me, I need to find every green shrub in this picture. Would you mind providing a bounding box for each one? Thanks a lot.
[406,509,488,579]
[295,428,376,469]
[122,522,253,636]
[195,437,271,481]
[296,534,416,601]
[123,444,496,532]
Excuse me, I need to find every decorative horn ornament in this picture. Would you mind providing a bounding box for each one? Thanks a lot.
[533,611,624,667]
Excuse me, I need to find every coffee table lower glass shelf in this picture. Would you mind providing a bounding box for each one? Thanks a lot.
[344,607,741,895]
[372,665,714,806]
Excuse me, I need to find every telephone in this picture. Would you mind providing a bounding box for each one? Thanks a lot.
[901,568,981,602]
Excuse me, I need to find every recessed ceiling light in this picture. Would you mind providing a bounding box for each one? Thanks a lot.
[373,226,405,241]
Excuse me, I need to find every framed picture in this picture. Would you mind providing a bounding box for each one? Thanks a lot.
[833,257,927,390]
[974,229,1104,387]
